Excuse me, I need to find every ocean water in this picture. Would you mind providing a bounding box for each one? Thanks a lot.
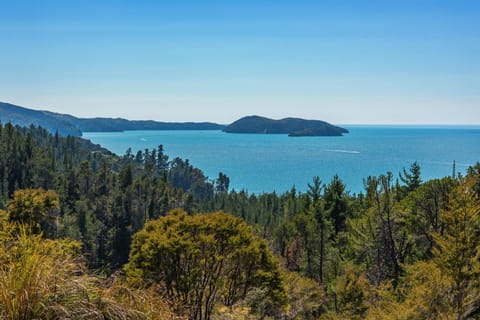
[83,126,480,195]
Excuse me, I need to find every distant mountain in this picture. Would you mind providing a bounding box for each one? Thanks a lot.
[0,102,83,136]
[43,111,225,132]
[223,115,348,136]
[0,102,225,136]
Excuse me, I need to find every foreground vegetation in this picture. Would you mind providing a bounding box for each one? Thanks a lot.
[0,122,479,319]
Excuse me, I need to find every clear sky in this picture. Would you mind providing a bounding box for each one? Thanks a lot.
[1,0,479,124]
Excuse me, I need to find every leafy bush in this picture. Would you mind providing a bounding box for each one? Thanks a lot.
[126,209,288,320]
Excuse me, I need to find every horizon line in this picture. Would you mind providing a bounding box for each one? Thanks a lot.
[2,100,479,127]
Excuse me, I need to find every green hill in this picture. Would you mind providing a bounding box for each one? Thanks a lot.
[0,102,225,136]
[223,115,348,136]
[0,102,83,136]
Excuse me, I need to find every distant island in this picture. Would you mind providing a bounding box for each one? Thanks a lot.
[0,102,225,136]
[223,115,349,136]
[0,102,348,138]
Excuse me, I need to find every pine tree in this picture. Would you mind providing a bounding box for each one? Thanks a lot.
[400,161,422,193]
[324,175,349,236]
[308,176,330,283]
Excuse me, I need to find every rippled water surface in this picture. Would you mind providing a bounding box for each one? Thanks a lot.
[84,126,480,194]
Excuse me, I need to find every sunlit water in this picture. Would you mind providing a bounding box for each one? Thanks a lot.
[84,126,480,194]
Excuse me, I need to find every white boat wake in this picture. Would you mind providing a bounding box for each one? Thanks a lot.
[323,149,360,154]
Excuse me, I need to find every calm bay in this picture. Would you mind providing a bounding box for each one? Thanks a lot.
[83,126,480,194]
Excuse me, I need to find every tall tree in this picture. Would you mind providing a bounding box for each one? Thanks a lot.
[367,178,480,320]
[308,176,330,283]
[431,179,480,319]
[215,172,230,193]
[324,175,349,236]
[400,161,422,193]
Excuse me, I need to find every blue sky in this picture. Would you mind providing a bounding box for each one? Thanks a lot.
[1,0,479,124]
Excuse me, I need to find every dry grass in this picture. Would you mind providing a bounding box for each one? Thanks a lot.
[0,222,177,320]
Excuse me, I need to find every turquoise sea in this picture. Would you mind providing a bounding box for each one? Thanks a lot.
[84,126,480,195]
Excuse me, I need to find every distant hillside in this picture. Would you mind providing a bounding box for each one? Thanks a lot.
[223,115,349,136]
[0,102,225,136]
[0,102,83,136]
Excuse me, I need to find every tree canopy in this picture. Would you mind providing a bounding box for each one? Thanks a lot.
[126,209,287,320]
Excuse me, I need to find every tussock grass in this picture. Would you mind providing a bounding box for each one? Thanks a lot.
[0,222,176,320]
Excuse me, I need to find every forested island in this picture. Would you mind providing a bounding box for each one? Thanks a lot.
[0,121,479,319]
[223,115,349,136]
[1,102,347,138]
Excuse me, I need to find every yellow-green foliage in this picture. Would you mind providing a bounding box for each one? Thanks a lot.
[0,209,7,223]
[6,188,59,234]
[126,209,288,320]
[283,270,325,319]
[429,179,480,319]
[365,178,480,320]
[0,192,177,320]
[330,263,370,319]
[0,224,83,319]
[0,222,176,320]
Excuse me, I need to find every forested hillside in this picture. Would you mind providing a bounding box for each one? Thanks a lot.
[0,122,479,319]
[0,102,225,137]
[0,102,83,136]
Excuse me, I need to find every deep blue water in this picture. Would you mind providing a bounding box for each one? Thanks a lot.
[83,126,480,194]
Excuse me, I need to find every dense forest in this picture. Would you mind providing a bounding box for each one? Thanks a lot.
[0,122,479,319]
